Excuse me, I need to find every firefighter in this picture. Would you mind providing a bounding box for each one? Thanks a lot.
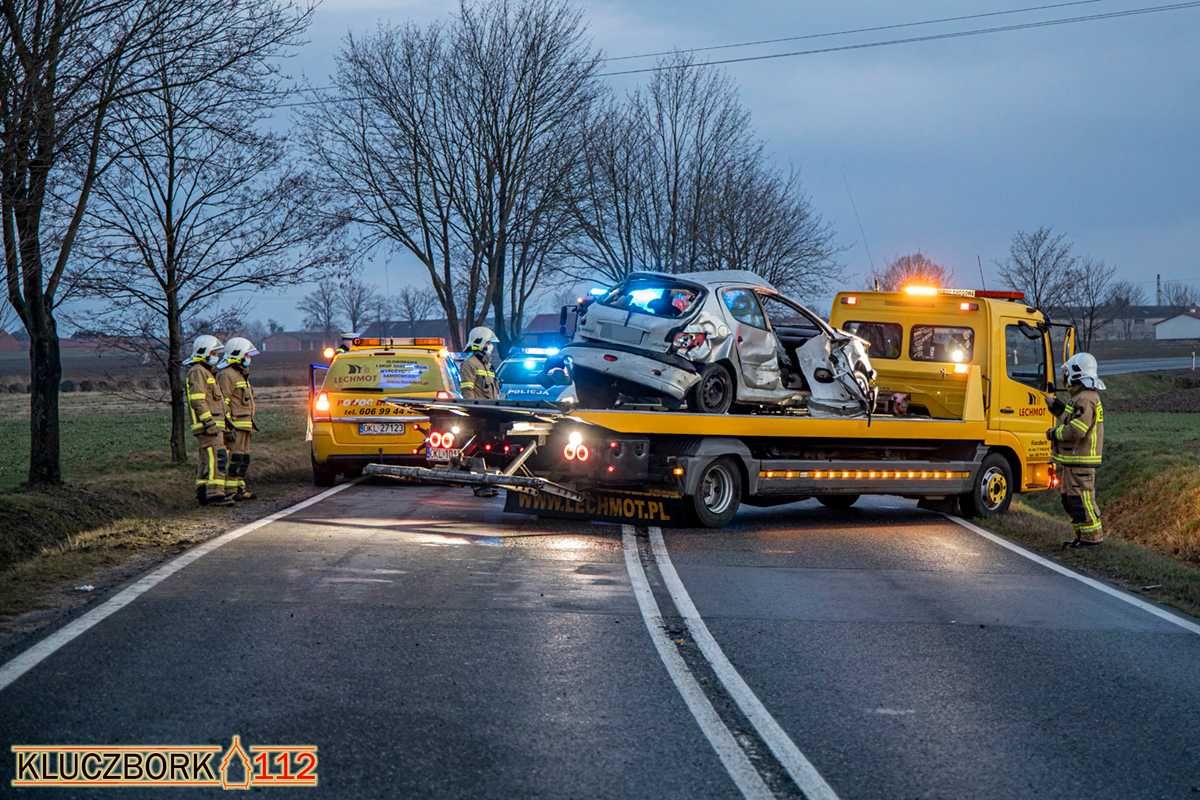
[186,335,231,506]
[460,326,500,400]
[218,337,259,501]
[1045,352,1105,548]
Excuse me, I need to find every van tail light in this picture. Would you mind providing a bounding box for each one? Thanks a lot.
[435,390,454,400]
[673,331,707,353]
[313,392,331,419]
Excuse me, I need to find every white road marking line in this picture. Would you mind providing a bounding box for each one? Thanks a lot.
[649,527,841,800]
[620,526,773,800]
[0,482,358,694]
[945,514,1200,636]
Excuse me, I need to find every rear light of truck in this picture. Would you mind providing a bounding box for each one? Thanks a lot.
[563,431,589,462]
[435,390,454,400]
[428,431,456,449]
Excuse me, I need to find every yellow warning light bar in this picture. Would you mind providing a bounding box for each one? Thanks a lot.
[342,336,446,350]
[759,469,971,481]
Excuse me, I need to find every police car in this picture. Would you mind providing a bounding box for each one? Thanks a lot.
[496,347,577,406]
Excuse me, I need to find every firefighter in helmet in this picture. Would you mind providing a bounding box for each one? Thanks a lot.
[218,337,259,501]
[460,326,500,401]
[1045,352,1105,548]
[186,335,231,506]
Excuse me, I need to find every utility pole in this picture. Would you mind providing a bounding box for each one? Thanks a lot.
[1156,273,1162,305]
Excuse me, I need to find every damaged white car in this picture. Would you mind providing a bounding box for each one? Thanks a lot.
[564,270,876,416]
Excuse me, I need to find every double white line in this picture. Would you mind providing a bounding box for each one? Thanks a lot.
[621,525,840,800]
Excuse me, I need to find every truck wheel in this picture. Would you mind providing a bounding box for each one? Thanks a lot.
[818,494,860,510]
[312,456,336,487]
[688,457,742,528]
[688,364,734,414]
[959,453,1013,518]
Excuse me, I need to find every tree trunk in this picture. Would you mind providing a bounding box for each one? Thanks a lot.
[26,305,62,485]
[166,308,188,463]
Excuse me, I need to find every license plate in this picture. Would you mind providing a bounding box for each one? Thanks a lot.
[426,447,461,462]
[359,422,406,435]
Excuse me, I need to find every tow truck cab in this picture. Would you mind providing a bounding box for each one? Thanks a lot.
[308,336,459,486]
[829,286,1075,476]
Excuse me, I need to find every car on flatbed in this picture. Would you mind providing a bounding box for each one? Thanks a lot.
[365,286,1075,528]
[564,270,875,416]
[308,336,459,486]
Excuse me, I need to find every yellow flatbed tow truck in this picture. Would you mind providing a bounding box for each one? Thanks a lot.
[365,287,1075,528]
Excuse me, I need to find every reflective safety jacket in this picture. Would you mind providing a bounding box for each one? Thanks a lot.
[1051,387,1104,468]
[459,350,498,400]
[186,360,226,434]
[217,364,256,432]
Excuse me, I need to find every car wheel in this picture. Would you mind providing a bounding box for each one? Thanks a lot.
[687,364,735,414]
[688,457,742,528]
[312,456,336,487]
[959,453,1013,518]
[818,494,860,510]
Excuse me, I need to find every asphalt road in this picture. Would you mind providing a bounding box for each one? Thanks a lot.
[2,484,1198,799]
[1100,356,1195,375]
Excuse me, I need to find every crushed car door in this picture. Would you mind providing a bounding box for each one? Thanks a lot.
[721,288,782,391]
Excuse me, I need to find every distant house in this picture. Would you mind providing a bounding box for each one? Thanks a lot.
[261,331,337,353]
[0,331,20,352]
[1049,305,1184,341]
[1155,310,1200,341]
[519,313,568,349]
[361,318,456,341]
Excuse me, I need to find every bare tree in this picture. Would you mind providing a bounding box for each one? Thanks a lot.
[300,282,341,335]
[305,0,599,349]
[997,227,1077,311]
[337,278,378,333]
[1,0,316,484]
[871,252,953,291]
[566,56,838,300]
[0,298,15,334]
[1107,280,1147,340]
[1162,281,1200,307]
[1063,257,1116,350]
[396,285,439,336]
[702,156,840,298]
[72,21,333,462]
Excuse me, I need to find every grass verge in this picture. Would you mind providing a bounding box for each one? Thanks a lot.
[978,371,1200,618]
[0,394,313,625]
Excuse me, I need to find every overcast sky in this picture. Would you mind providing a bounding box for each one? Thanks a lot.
[251,0,1199,327]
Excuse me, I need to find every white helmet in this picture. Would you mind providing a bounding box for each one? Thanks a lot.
[221,336,259,369]
[466,326,498,356]
[191,335,223,367]
[1060,352,1105,391]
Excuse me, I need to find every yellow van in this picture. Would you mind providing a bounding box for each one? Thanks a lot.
[308,337,459,485]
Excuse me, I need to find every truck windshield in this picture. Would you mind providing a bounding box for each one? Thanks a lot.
[322,354,448,393]
[602,281,700,318]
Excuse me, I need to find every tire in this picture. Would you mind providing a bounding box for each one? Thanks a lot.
[312,456,336,487]
[687,456,742,528]
[958,453,1013,518]
[818,494,860,510]
[687,364,735,414]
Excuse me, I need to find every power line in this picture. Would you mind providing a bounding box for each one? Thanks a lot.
[600,0,1107,63]
[598,1,1200,77]
[277,0,1109,100]
[271,0,1200,108]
